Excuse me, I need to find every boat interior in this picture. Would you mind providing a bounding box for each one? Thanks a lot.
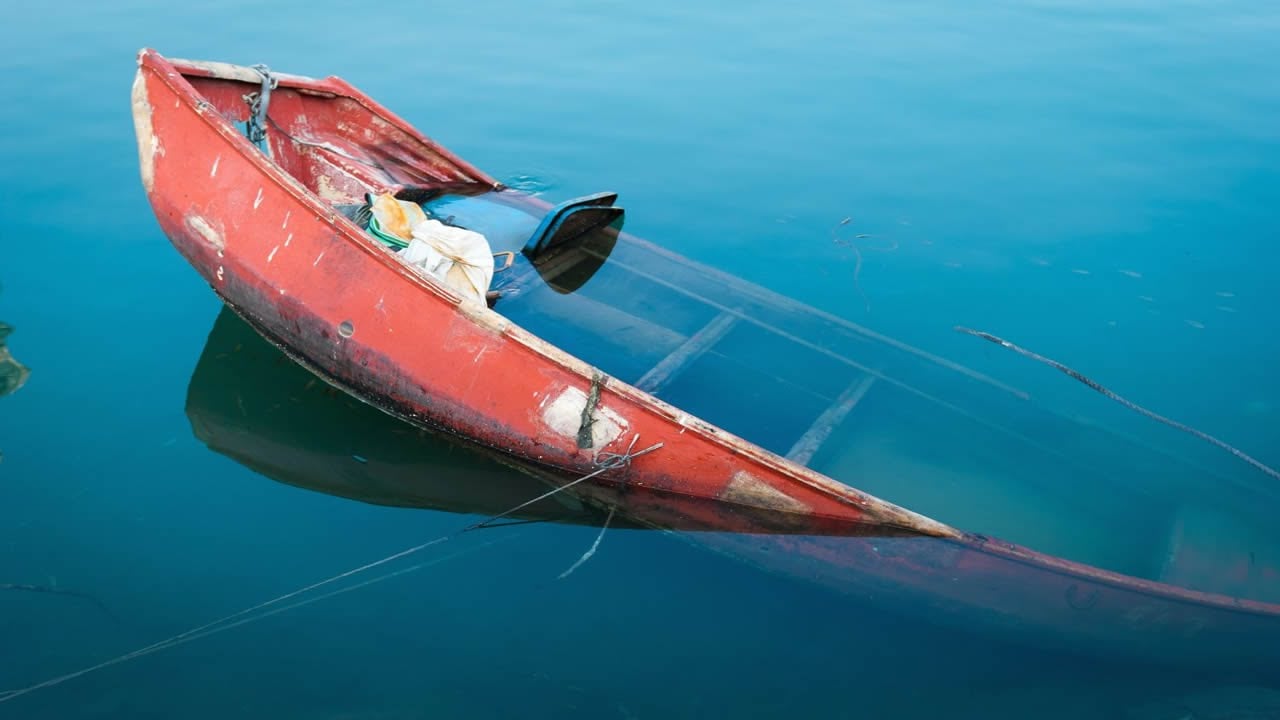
[180,62,1280,604]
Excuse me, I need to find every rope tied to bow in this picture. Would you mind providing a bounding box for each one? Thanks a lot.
[466,433,662,532]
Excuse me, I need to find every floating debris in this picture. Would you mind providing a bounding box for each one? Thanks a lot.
[0,583,113,619]
[1071,269,1091,275]
[1029,257,1050,266]
[1186,320,1205,329]
[0,323,30,398]
[1216,305,1238,313]
[1216,291,1235,298]
[830,217,899,313]
[1137,295,1155,303]
[1118,269,1142,278]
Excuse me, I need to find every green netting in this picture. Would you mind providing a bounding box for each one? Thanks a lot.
[367,214,411,249]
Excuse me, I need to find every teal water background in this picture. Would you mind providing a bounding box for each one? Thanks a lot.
[2,1,1279,717]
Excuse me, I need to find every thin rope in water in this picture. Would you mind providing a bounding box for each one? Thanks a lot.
[955,326,1280,481]
[2,534,451,699]
[0,538,509,702]
[558,506,616,580]
[0,435,662,705]
[465,438,661,532]
[0,538,507,705]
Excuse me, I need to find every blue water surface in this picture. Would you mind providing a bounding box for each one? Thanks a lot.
[2,1,1279,717]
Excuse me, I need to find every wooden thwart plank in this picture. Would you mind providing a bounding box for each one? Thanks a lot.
[786,375,878,465]
[635,312,738,393]
[582,243,1029,400]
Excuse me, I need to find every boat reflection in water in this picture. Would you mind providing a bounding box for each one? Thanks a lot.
[186,307,623,527]
[186,308,1280,673]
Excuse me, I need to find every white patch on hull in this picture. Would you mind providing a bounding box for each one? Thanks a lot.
[541,385,628,450]
[719,470,811,514]
[186,215,225,251]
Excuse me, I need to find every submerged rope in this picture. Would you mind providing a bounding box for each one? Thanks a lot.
[552,430,650,576]
[465,435,661,532]
[956,326,1280,481]
[557,506,616,580]
[0,539,505,705]
[0,435,662,705]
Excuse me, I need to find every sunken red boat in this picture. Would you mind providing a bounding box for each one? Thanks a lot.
[132,48,1280,668]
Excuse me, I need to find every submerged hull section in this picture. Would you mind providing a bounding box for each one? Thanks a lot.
[190,312,1280,671]
[707,532,1280,669]
[135,48,1280,669]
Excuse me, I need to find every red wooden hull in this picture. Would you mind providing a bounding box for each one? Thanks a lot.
[185,306,628,527]
[132,48,1280,669]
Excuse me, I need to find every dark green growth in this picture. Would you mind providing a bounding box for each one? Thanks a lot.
[0,322,29,398]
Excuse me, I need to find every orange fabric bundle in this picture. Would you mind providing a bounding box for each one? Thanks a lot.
[369,192,427,242]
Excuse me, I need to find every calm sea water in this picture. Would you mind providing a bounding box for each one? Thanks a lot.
[3,1,1279,717]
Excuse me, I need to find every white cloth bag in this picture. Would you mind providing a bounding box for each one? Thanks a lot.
[400,218,494,305]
